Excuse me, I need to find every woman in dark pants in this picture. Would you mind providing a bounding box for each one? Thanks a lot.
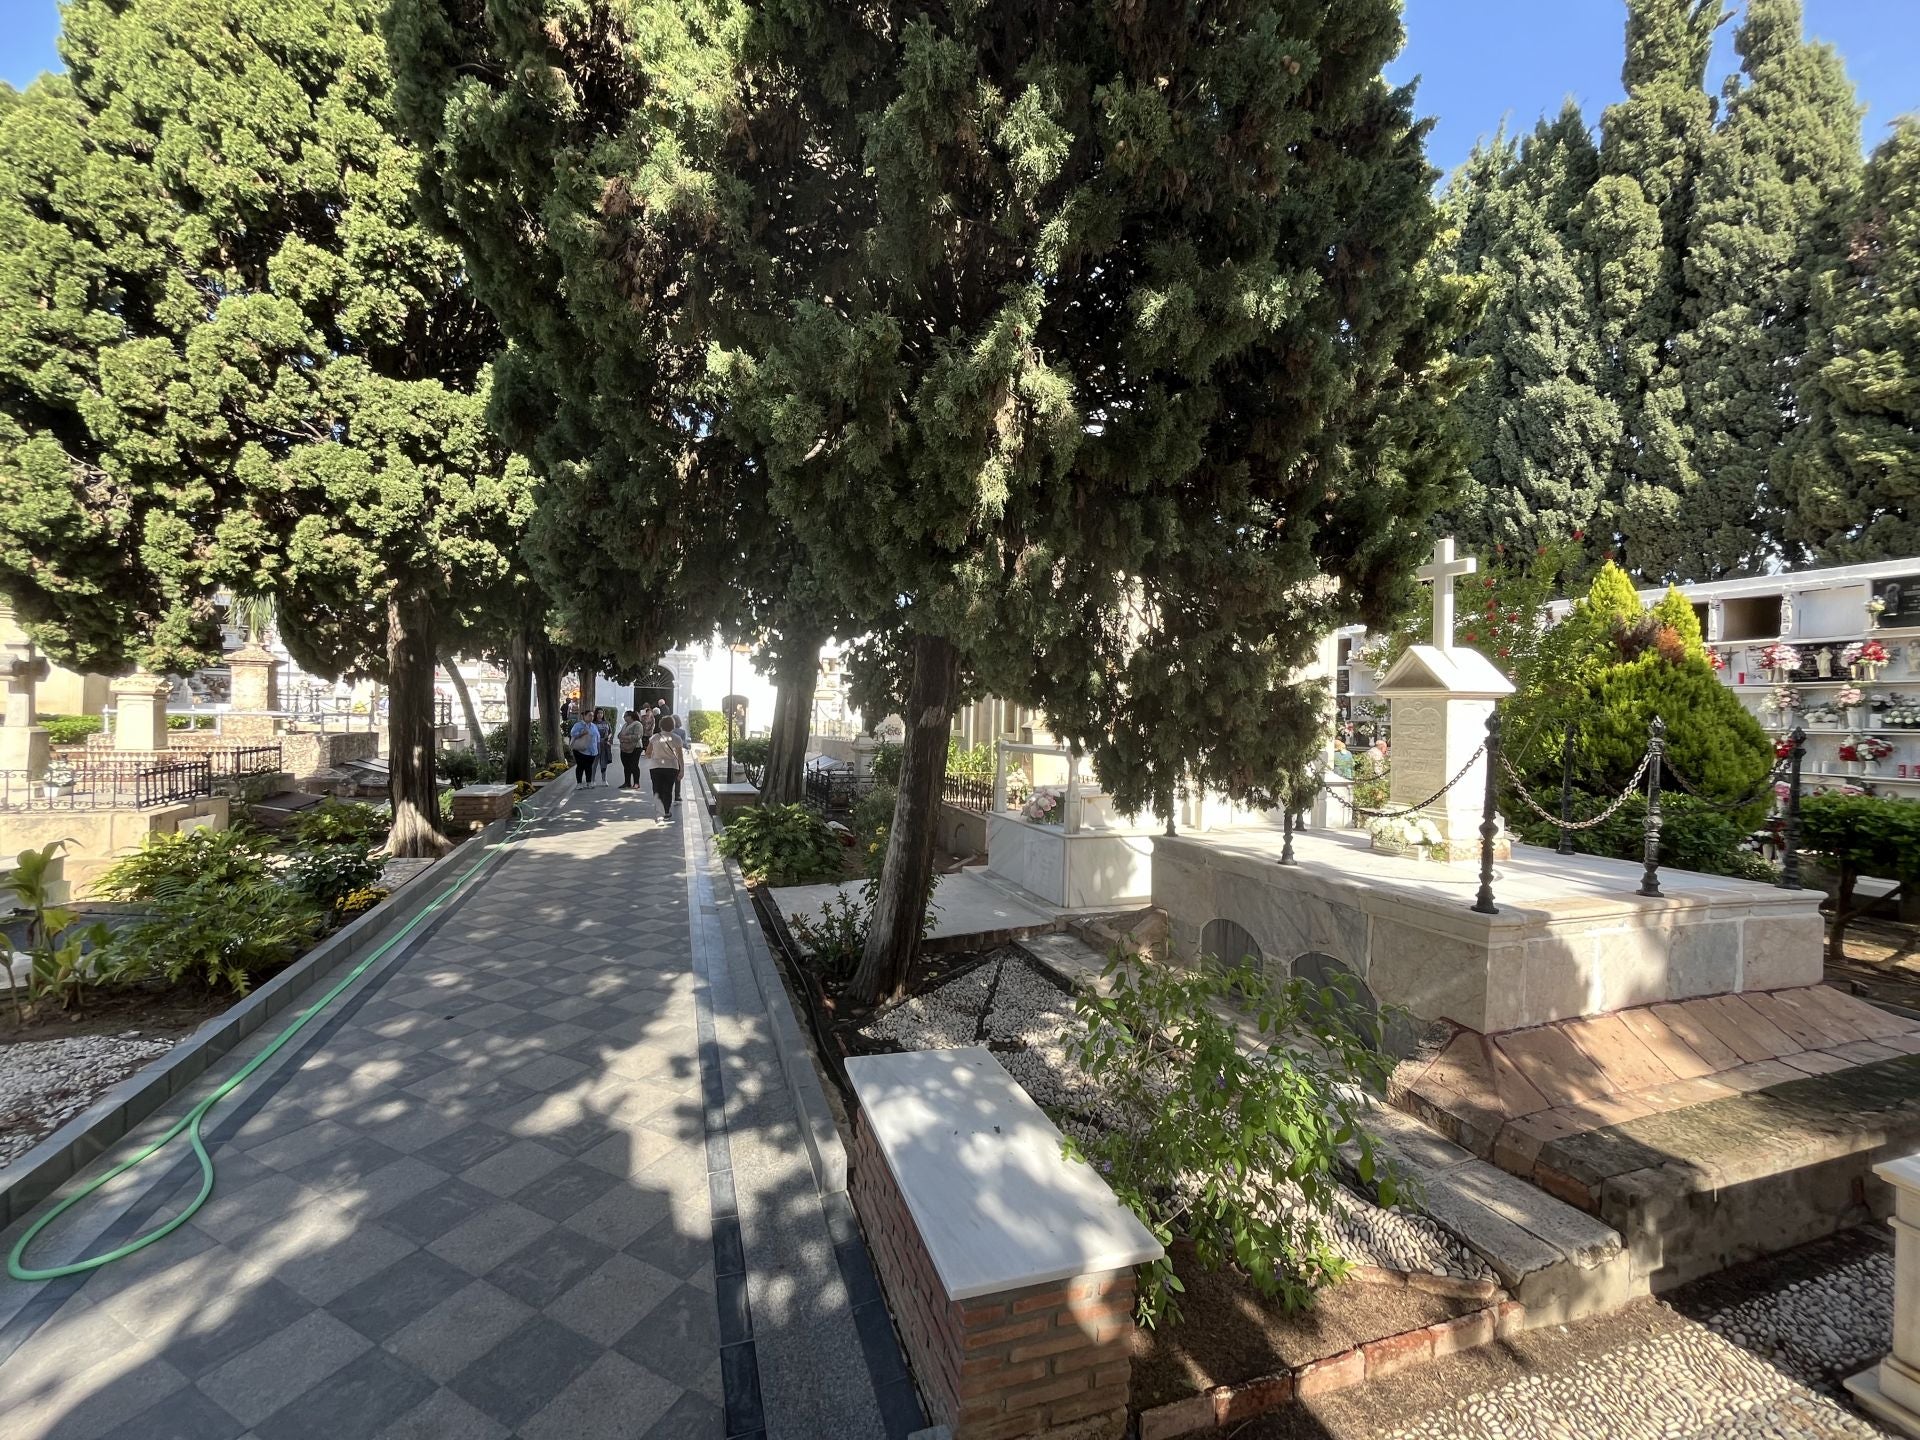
[646,721,683,820]
[618,710,644,789]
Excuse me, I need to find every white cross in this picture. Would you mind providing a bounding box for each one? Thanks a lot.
[1417,537,1478,651]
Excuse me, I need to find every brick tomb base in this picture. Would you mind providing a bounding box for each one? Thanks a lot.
[844,1048,1162,1440]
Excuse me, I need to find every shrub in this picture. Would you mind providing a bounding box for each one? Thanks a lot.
[788,883,873,979]
[869,742,903,785]
[293,799,390,849]
[1798,794,1920,962]
[37,713,103,745]
[95,830,320,992]
[1066,960,1402,1326]
[440,746,485,786]
[1510,793,1777,882]
[3,842,113,1015]
[947,740,993,782]
[730,735,770,771]
[286,845,388,917]
[1580,654,1772,808]
[690,710,729,749]
[851,784,897,880]
[166,714,217,731]
[715,803,844,886]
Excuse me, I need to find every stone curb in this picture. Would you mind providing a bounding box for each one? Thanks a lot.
[691,764,851,1196]
[0,778,574,1230]
[1134,1296,1523,1439]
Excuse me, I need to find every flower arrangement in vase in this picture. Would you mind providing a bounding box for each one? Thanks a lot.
[40,759,76,797]
[1858,736,1894,773]
[1759,643,1801,682]
[1022,788,1062,823]
[1762,685,1798,718]
[1843,640,1890,679]
[1367,813,1445,858]
[1868,596,1887,627]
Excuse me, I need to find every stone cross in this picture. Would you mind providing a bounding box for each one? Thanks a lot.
[2,624,49,730]
[1417,537,1478,652]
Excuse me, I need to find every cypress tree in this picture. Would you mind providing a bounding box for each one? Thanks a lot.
[1451,106,1618,559]
[392,0,1478,1001]
[1593,0,1726,580]
[1783,119,1920,560]
[1678,0,1861,577]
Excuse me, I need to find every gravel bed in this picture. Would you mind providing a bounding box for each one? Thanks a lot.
[0,1033,176,1169]
[862,949,1492,1283]
[1380,1324,1888,1440]
[1698,1250,1893,1394]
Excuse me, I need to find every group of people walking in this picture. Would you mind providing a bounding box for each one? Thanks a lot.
[567,704,686,820]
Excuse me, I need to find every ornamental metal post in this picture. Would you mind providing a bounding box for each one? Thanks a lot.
[1473,710,1501,915]
[1638,716,1666,898]
[1557,725,1577,856]
[1279,792,1296,866]
[1780,725,1806,890]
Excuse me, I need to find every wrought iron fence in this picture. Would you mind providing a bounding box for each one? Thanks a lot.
[803,767,877,818]
[943,774,993,812]
[54,745,282,779]
[0,756,214,811]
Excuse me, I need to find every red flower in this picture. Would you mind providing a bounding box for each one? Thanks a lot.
[1536,545,1547,555]
[1572,529,1585,540]
[1484,577,1496,588]
[1499,647,1511,657]
[1463,630,1479,643]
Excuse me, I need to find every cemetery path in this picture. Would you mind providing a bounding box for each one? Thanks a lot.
[0,777,901,1440]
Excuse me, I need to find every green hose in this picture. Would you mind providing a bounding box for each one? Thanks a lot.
[8,807,541,1283]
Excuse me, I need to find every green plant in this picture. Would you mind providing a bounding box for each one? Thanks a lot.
[37,714,103,745]
[730,736,771,773]
[1065,960,1402,1327]
[947,740,993,783]
[851,784,898,881]
[1798,794,1920,962]
[868,743,903,787]
[439,746,485,786]
[166,714,217,731]
[286,845,388,918]
[788,883,874,979]
[3,842,113,1014]
[1510,793,1777,882]
[690,710,729,750]
[293,799,391,849]
[714,803,845,886]
[95,831,319,992]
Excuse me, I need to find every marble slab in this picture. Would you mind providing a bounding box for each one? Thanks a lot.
[845,1046,1162,1300]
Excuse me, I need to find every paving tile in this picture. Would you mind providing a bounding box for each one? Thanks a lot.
[461,1137,570,1198]
[382,1280,534,1383]
[379,1178,499,1246]
[1682,995,1785,1065]
[483,1225,615,1308]
[416,1122,519,1174]
[327,1249,475,1342]
[371,1386,510,1440]
[1828,1038,1903,1064]
[643,1389,727,1440]
[614,1282,721,1390]
[191,1175,316,1244]
[1617,1007,1716,1080]
[141,1274,318,1377]
[545,1252,681,1345]
[1560,1013,1677,1094]
[1485,1043,1550,1116]
[197,1312,372,1429]
[1740,990,1834,1052]
[1804,983,1912,1039]
[98,1384,248,1440]
[1715,1058,1808,1093]
[1755,988,1859,1048]
[1649,1000,1745,1072]
[427,1199,553,1275]
[513,1158,624,1220]
[448,1316,603,1429]
[1490,1026,1613,1109]
[517,1351,683,1440]
[1779,1049,1853,1075]
[251,1349,437,1440]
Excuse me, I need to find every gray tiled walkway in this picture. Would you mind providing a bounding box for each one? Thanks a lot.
[0,778,885,1439]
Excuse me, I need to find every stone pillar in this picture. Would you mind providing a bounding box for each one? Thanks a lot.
[1,604,51,779]
[111,673,173,752]
[222,643,281,742]
[1847,1152,1920,1436]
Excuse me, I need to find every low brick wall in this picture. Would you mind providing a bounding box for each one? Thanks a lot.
[850,1115,1134,1440]
[450,785,516,828]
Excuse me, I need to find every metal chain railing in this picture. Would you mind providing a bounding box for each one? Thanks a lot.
[1500,749,1652,830]
[1322,742,1487,821]
[1662,753,1789,813]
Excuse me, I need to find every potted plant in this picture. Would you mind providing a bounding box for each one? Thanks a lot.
[1837,685,1868,728]
[40,760,76,800]
[1843,639,1891,680]
[1859,736,1895,775]
[1760,642,1801,682]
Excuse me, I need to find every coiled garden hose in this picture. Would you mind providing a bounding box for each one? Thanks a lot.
[8,806,541,1283]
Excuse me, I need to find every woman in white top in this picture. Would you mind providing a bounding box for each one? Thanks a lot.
[645,717,683,820]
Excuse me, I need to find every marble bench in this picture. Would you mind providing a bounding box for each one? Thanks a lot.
[846,1046,1161,1440]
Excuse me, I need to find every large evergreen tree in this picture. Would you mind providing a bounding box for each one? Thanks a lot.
[1677,0,1861,577]
[1783,118,1920,561]
[0,0,533,855]
[1591,0,1725,579]
[1449,106,1618,560]
[392,0,1476,1001]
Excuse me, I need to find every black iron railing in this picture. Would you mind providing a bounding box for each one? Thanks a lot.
[0,756,215,811]
[803,767,878,818]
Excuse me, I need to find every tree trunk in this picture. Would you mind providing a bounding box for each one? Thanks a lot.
[387,590,451,858]
[440,648,485,759]
[504,625,532,783]
[761,637,822,805]
[851,632,960,1004]
[533,640,563,764]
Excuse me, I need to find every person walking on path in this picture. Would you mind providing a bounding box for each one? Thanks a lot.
[568,710,600,785]
[595,710,615,784]
[647,717,684,820]
[617,708,645,790]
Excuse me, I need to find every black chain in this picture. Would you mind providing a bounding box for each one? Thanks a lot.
[1500,751,1652,831]
[1662,754,1789,813]
[1323,743,1487,820]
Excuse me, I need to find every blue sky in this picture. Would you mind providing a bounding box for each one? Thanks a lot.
[1,0,1915,172]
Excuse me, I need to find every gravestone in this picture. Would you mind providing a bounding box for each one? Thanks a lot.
[1371,538,1514,862]
[111,674,172,752]
[0,604,50,780]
